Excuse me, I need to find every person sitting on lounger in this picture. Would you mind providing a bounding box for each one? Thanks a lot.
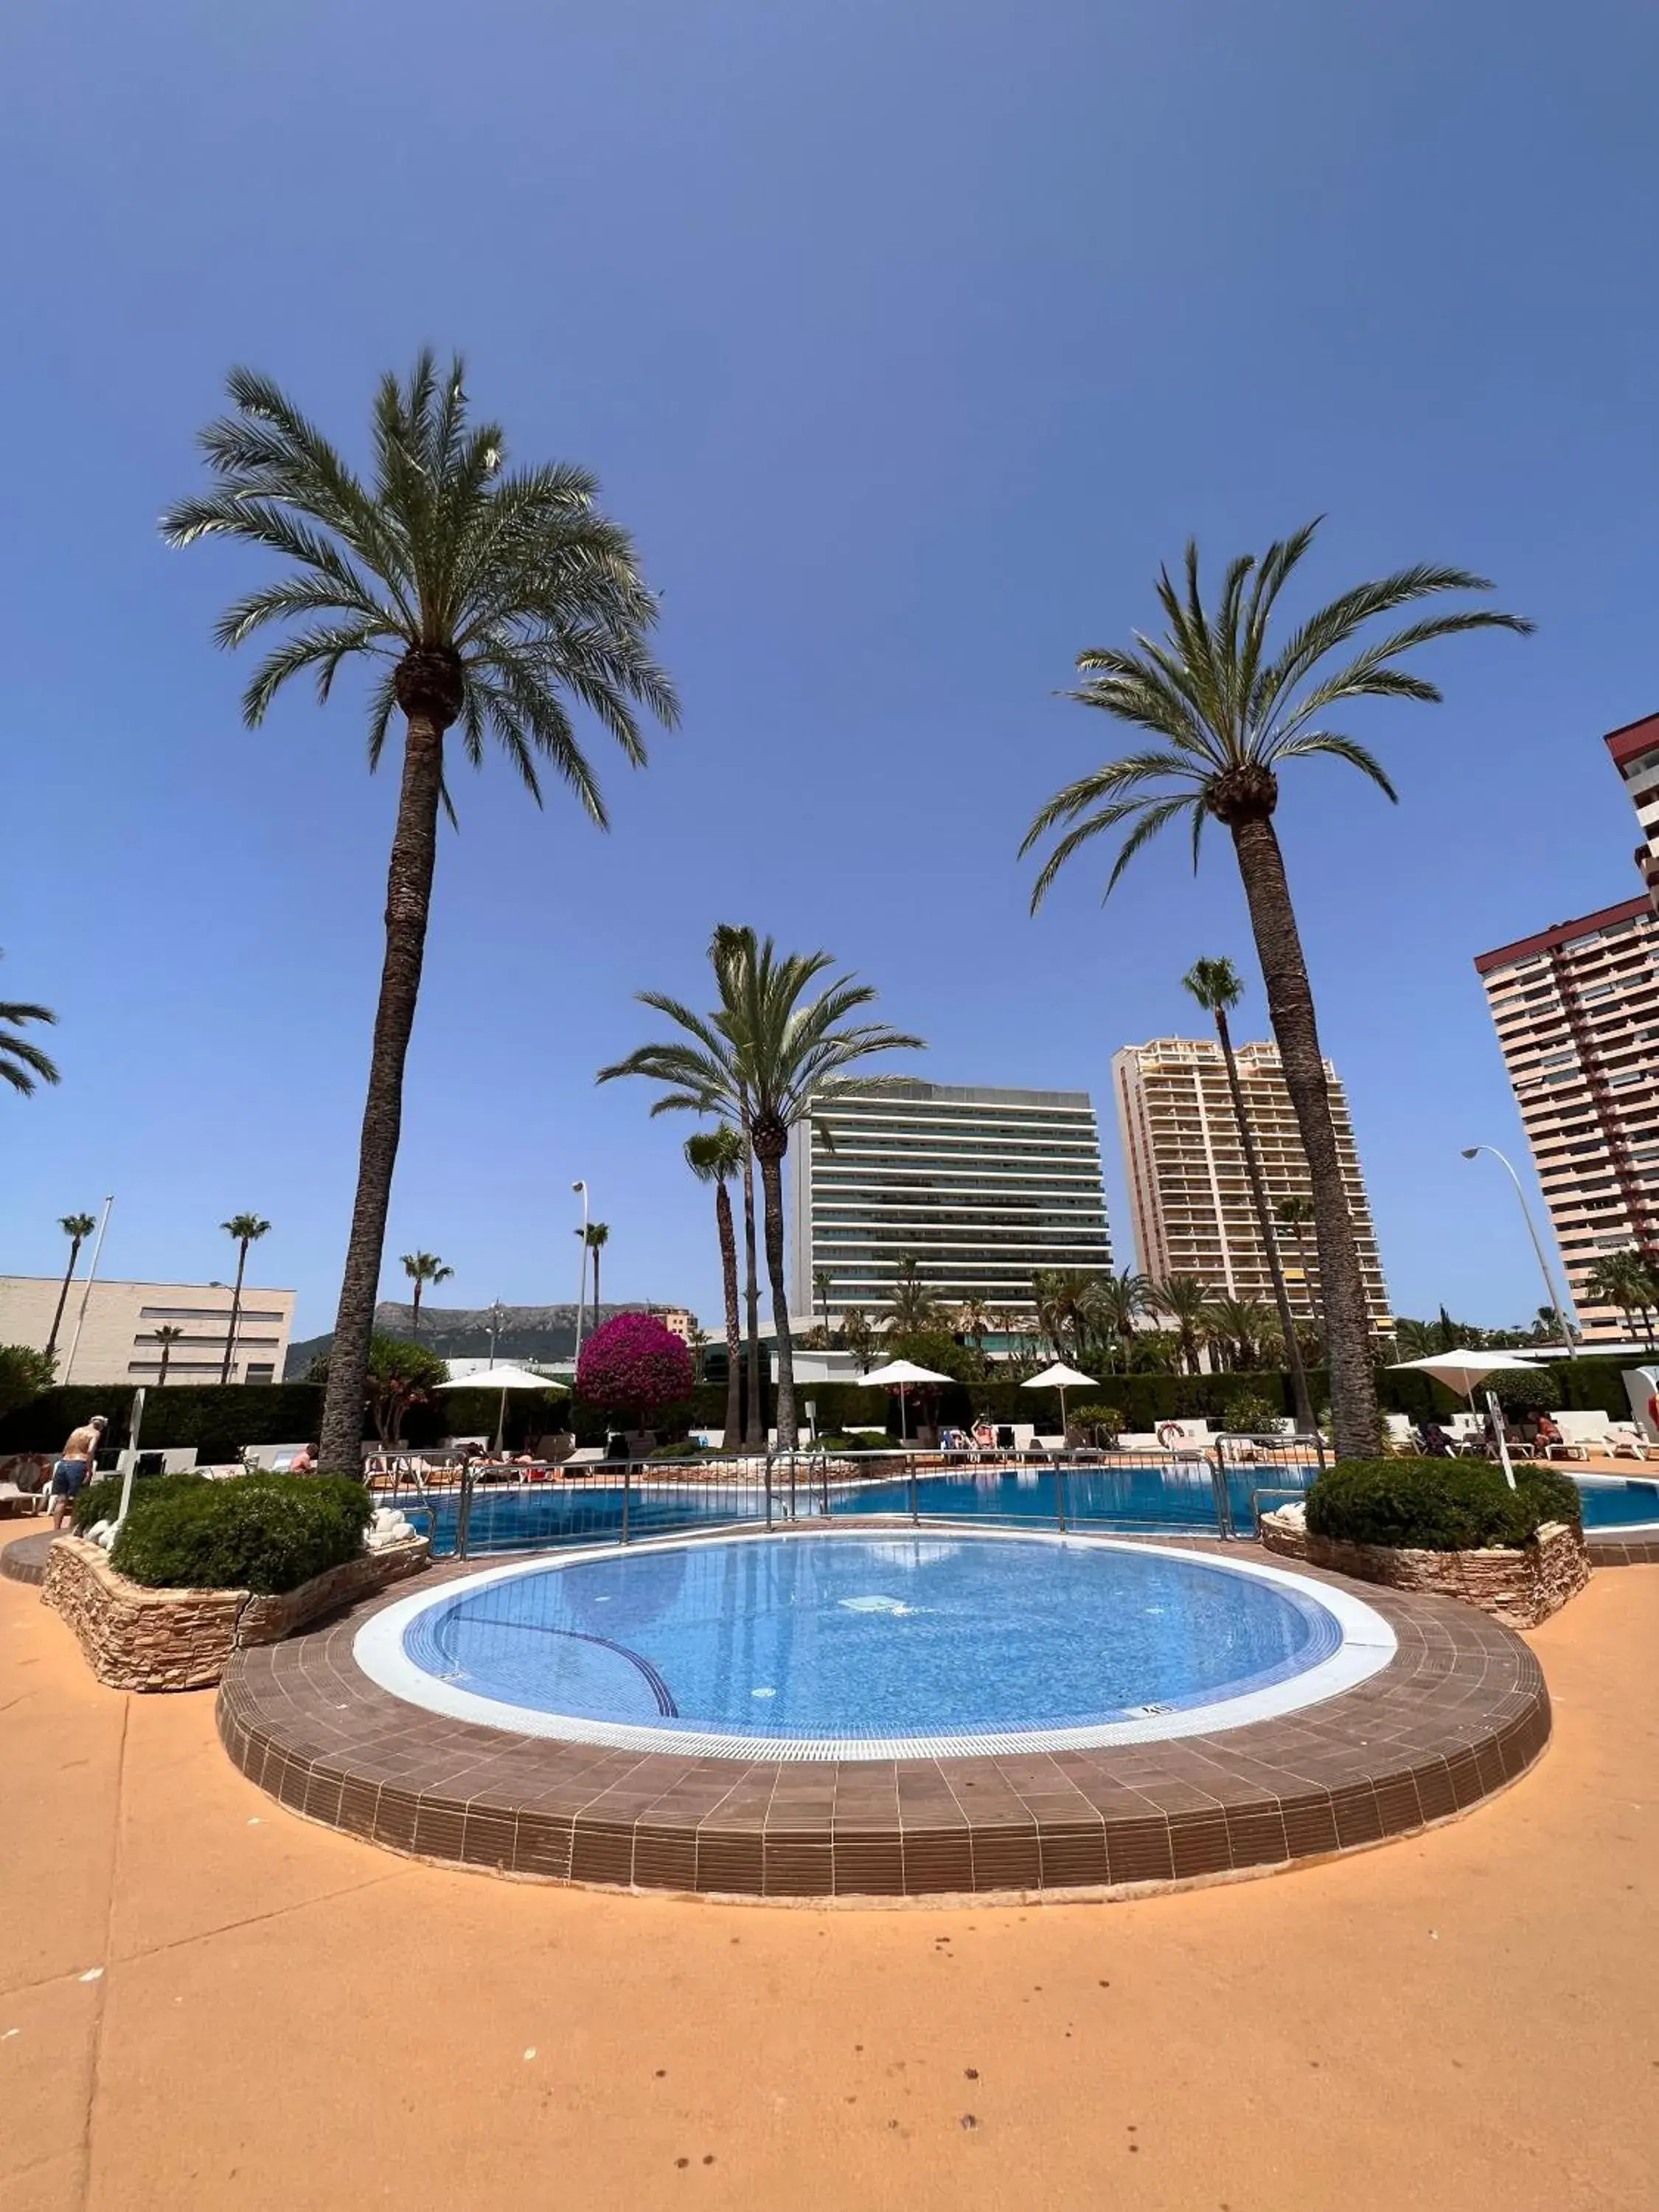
[1416,1419,1453,1457]
[1533,1413,1563,1455]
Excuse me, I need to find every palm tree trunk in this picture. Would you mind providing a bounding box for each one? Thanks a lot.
[159,1343,172,1386]
[1212,1005,1315,1433]
[318,709,445,1475]
[1228,811,1379,1458]
[411,1281,422,1338]
[714,1179,743,1447]
[45,1239,81,1363]
[591,1242,601,1321]
[755,1137,796,1449]
[741,1139,764,1447]
[1293,1222,1322,1346]
[220,1239,248,1386]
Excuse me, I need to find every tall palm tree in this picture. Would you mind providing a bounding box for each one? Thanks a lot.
[220,1214,271,1384]
[1151,1275,1213,1375]
[152,1324,184,1386]
[400,1250,453,1338]
[1182,954,1315,1432]
[813,1267,832,1335]
[164,353,677,1474]
[837,1308,877,1373]
[1585,1250,1658,1349]
[597,926,922,1447]
[685,1125,745,1447]
[1022,524,1529,1456]
[1275,1194,1321,1344]
[0,975,59,1098]
[888,1255,945,1335]
[583,1222,610,1319]
[45,1211,97,1363]
[1205,1295,1280,1373]
[1095,1267,1152,1374]
[956,1295,990,1354]
[1032,1267,1104,1366]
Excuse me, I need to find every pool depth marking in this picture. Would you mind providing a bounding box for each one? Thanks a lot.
[354,1527,1397,1762]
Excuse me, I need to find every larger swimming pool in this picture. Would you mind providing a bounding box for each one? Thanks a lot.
[355,1530,1397,1759]
[401,1464,1659,1559]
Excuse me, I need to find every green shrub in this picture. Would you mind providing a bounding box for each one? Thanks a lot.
[1304,1457,1582,1554]
[1071,1403,1124,1444]
[646,1439,709,1461]
[108,1472,372,1595]
[1215,1391,1281,1434]
[72,1470,206,1534]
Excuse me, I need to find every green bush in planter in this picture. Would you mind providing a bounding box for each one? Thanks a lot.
[72,1470,206,1534]
[108,1473,372,1596]
[1304,1457,1581,1554]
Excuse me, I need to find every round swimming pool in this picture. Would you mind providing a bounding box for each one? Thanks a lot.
[355,1531,1397,1759]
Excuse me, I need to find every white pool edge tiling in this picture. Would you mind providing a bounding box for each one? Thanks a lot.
[352,1526,1399,1763]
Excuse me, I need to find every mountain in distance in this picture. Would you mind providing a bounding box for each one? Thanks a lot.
[284,1301,666,1380]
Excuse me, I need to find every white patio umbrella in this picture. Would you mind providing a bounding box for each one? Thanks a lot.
[437,1364,566,1453]
[1389,1350,1540,1487]
[860,1357,953,1444]
[1023,1361,1097,1443]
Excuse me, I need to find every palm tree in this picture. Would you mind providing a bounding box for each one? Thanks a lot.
[597,926,922,1447]
[220,1214,271,1384]
[888,1255,945,1335]
[1182,955,1315,1432]
[400,1251,453,1338]
[956,1295,990,1354]
[1205,1295,1281,1373]
[685,1125,745,1447]
[1032,1267,1104,1366]
[1151,1275,1213,1375]
[164,354,677,1474]
[152,1324,184,1386]
[813,1267,832,1335]
[45,1211,97,1363]
[1022,524,1529,1457]
[1275,1194,1321,1343]
[1095,1267,1152,1374]
[583,1222,610,1319]
[837,1308,877,1373]
[992,1306,1026,1357]
[1585,1250,1658,1349]
[0,974,60,1098]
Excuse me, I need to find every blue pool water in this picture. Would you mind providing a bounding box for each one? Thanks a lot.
[397,1533,1344,1742]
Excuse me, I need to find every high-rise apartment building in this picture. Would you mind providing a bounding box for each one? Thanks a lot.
[1474,898,1659,1342]
[789,1080,1112,1321]
[1112,1038,1392,1329]
[1605,710,1659,908]
[1472,712,1659,1344]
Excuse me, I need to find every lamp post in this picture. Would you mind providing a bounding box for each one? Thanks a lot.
[571,1180,590,1366]
[1460,1145,1576,1357]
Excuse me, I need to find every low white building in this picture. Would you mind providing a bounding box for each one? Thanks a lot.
[0,1276,296,1388]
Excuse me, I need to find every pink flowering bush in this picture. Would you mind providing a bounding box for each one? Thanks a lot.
[576,1313,694,1422]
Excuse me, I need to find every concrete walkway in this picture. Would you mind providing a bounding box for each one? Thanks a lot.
[3,1510,1656,2211]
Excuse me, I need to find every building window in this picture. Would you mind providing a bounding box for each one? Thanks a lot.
[243,1363,276,1385]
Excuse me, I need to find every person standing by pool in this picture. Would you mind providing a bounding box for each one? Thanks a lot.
[49,1413,106,1529]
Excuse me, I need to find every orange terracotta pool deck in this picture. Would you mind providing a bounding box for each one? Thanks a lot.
[3,1509,1657,2212]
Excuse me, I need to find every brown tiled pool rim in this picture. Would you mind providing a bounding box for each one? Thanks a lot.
[216,1537,1553,1900]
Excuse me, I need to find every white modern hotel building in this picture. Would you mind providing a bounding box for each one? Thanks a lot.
[788,1079,1113,1324]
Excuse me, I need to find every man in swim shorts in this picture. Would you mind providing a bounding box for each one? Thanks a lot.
[49,1414,106,1529]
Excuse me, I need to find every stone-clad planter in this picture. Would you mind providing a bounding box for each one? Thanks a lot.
[1259,1509,1588,1630]
[41,1534,431,1692]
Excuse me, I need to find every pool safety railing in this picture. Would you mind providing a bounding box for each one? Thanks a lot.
[397,1434,1327,1560]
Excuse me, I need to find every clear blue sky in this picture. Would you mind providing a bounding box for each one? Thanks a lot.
[3,0,1656,1340]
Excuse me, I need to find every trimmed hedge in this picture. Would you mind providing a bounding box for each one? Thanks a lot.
[102,1472,372,1596]
[1304,1457,1582,1554]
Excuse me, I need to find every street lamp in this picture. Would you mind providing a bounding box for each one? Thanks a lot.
[1460,1145,1577,1357]
[571,1180,590,1365]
